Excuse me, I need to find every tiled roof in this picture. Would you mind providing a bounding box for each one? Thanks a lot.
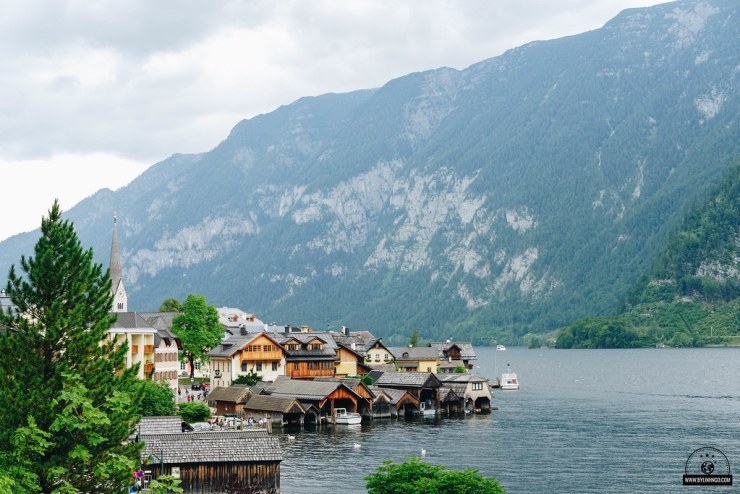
[436,374,489,384]
[374,372,442,389]
[441,382,467,396]
[136,416,184,435]
[206,386,253,404]
[388,346,439,361]
[439,387,461,402]
[438,359,465,369]
[110,312,158,332]
[244,395,305,414]
[140,430,282,464]
[267,378,358,402]
[369,387,418,406]
[429,341,477,360]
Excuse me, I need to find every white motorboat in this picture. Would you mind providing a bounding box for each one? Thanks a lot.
[496,344,506,351]
[500,364,519,390]
[333,408,362,425]
[419,401,436,416]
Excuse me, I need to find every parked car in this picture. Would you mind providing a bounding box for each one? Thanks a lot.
[191,383,203,390]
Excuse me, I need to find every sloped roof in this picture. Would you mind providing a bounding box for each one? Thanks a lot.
[388,346,439,361]
[208,332,284,358]
[244,394,305,414]
[439,387,461,402]
[441,382,468,396]
[369,387,419,406]
[374,372,442,389]
[429,341,477,360]
[140,429,282,464]
[136,416,184,435]
[438,359,466,369]
[206,386,253,404]
[436,374,489,384]
[267,378,360,402]
[110,312,158,332]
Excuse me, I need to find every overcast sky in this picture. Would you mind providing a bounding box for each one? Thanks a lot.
[0,0,664,242]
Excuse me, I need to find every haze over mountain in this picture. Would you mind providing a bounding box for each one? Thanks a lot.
[1,0,738,344]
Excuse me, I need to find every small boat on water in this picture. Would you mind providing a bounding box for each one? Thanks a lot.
[500,364,519,390]
[419,401,436,416]
[333,408,362,425]
[496,344,506,351]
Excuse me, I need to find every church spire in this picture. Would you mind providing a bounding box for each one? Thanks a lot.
[110,213,127,312]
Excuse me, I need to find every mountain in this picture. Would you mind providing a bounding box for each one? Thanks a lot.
[1,0,739,344]
[556,162,739,348]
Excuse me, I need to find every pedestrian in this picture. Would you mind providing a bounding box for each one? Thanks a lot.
[187,394,191,402]
[177,387,181,396]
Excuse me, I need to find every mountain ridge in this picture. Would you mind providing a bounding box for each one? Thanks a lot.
[1,0,738,344]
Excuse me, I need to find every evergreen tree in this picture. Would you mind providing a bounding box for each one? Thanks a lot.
[0,201,144,493]
[171,294,223,379]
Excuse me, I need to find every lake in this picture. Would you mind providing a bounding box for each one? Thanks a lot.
[278,347,740,493]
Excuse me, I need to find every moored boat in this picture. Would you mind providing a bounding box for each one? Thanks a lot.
[333,408,362,425]
[496,344,506,351]
[500,364,519,390]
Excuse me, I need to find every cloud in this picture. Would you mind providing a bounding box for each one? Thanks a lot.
[0,0,660,241]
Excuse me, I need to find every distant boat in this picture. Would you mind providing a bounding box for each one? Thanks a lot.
[496,344,506,351]
[500,364,519,390]
[333,408,362,425]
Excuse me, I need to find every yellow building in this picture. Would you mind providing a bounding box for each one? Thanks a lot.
[108,312,158,379]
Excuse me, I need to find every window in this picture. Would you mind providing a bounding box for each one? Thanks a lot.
[287,344,298,351]
[384,354,390,361]
[307,362,315,370]
[293,363,299,370]
[374,355,380,362]
[241,363,248,372]
[256,362,262,371]
[180,361,186,370]
[194,362,201,370]
[473,382,483,391]
[272,362,278,371]
[263,345,273,352]
[117,302,123,310]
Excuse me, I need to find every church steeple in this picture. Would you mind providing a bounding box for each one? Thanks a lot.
[110,213,127,312]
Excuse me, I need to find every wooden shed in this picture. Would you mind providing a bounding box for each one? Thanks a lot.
[206,386,253,416]
[368,386,420,418]
[139,428,282,493]
[242,394,308,428]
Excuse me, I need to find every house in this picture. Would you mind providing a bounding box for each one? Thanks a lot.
[208,332,287,388]
[430,341,477,371]
[140,312,181,392]
[314,377,375,416]
[372,371,443,415]
[436,373,493,413]
[136,417,282,493]
[266,377,365,419]
[364,339,395,369]
[242,394,316,428]
[206,386,254,417]
[280,333,337,379]
[368,386,420,419]
[217,307,266,337]
[387,346,439,372]
[333,343,371,377]
[108,312,158,380]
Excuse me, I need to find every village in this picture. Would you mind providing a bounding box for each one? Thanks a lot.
[96,218,496,492]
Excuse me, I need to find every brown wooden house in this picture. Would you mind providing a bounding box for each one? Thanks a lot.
[368,386,420,418]
[206,386,254,416]
[372,371,443,415]
[266,377,365,419]
[280,334,337,379]
[242,394,315,428]
[137,417,282,493]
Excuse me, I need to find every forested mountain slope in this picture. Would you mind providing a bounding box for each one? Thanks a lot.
[1,0,738,344]
[556,163,739,348]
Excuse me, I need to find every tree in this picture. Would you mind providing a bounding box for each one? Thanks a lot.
[408,328,421,347]
[138,380,176,417]
[171,294,223,379]
[366,457,506,494]
[0,201,144,493]
[159,298,183,313]
[232,370,262,386]
[178,402,211,423]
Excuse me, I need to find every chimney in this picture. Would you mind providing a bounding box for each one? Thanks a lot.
[342,325,349,336]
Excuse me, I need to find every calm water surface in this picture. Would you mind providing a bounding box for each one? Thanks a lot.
[278,347,740,493]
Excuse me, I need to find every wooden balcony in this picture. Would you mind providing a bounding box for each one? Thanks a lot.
[290,368,335,379]
[240,349,283,361]
[143,363,154,376]
[144,345,155,354]
[131,345,139,354]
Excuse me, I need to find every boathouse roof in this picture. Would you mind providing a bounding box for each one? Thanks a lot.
[140,429,282,464]
[244,394,306,414]
[207,386,253,404]
[374,371,442,389]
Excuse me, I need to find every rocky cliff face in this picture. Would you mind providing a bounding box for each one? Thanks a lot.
[2,0,738,343]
